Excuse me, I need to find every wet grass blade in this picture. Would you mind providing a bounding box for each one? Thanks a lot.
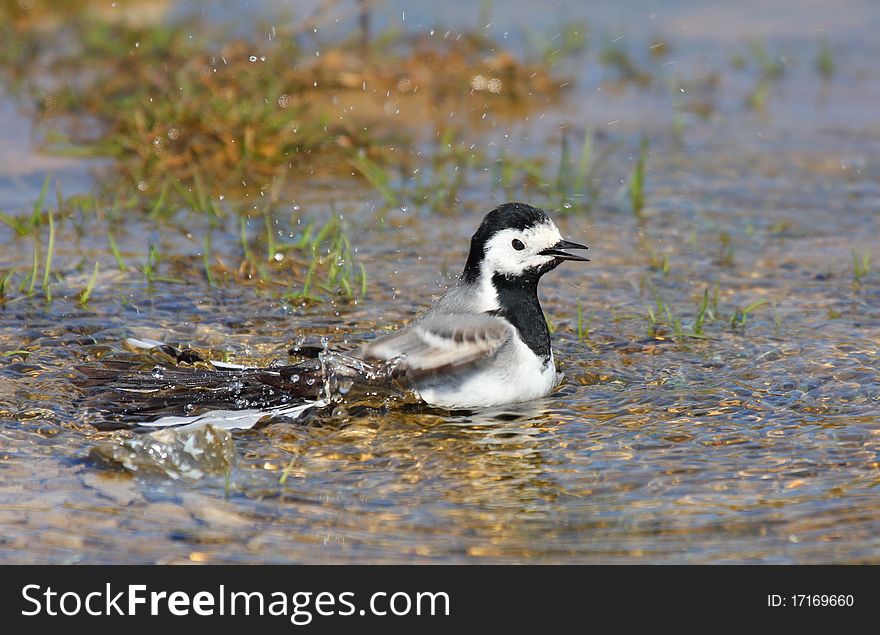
[78,262,100,307]
[852,249,870,283]
[629,136,648,216]
[816,37,834,79]
[30,175,51,227]
[107,230,127,270]
[26,234,39,297]
[731,299,768,329]
[693,288,710,336]
[0,270,12,301]
[359,263,368,297]
[350,155,399,207]
[279,456,297,485]
[0,212,32,236]
[576,298,591,341]
[264,213,278,262]
[42,205,55,300]
[544,312,557,334]
[0,350,31,358]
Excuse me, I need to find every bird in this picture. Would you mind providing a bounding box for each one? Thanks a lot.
[75,202,588,430]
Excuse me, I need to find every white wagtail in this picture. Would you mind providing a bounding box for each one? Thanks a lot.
[78,202,588,429]
[358,201,588,408]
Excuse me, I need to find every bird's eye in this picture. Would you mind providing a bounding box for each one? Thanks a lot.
[511,239,525,251]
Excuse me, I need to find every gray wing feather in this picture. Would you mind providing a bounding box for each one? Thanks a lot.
[360,313,511,378]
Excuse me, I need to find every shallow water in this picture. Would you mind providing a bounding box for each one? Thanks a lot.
[1,0,880,563]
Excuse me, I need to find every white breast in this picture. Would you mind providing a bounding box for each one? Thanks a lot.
[414,338,559,409]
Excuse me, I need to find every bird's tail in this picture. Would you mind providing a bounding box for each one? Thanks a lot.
[74,338,406,430]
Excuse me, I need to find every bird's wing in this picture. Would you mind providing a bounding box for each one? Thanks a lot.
[360,313,512,379]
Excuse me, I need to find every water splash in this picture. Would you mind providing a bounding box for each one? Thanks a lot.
[318,349,415,409]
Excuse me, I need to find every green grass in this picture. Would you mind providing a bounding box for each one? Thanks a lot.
[142,243,157,286]
[78,262,100,308]
[746,79,771,111]
[852,249,871,284]
[692,288,711,336]
[645,283,681,339]
[25,233,38,297]
[629,136,648,216]
[489,128,616,215]
[3,8,809,322]
[553,129,601,213]
[749,40,786,80]
[280,212,366,302]
[107,230,126,271]
[31,175,51,228]
[730,299,768,329]
[0,210,33,236]
[744,40,786,111]
[718,231,735,267]
[279,456,297,486]
[0,12,565,206]
[350,154,399,209]
[816,37,834,79]
[638,282,770,339]
[576,299,591,342]
[0,349,31,358]
[141,243,185,286]
[0,270,11,302]
[544,312,557,335]
[42,204,55,301]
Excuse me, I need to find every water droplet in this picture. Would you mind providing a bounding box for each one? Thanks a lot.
[151,367,165,380]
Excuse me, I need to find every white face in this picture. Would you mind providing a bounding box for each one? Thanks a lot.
[481,220,565,278]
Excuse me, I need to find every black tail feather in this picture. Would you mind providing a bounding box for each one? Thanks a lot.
[74,358,325,424]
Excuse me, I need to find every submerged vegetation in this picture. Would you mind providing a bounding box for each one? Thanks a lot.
[0,180,368,305]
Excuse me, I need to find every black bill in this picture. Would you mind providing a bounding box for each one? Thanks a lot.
[539,239,590,261]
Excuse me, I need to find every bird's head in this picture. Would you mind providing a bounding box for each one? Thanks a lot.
[462,202,589,285]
